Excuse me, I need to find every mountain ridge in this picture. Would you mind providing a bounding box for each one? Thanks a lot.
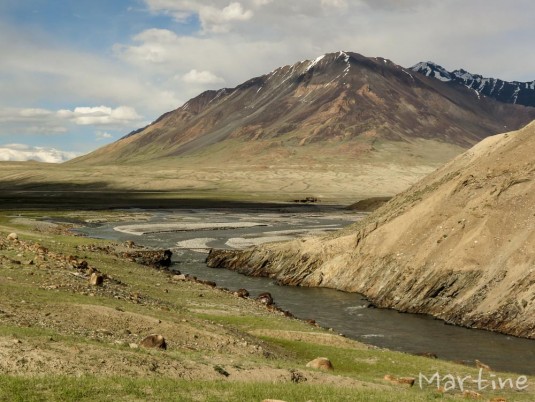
[73,51,535,167]
[411,61,535,107]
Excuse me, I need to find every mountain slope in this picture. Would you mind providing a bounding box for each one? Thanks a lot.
[207,121,535,338]
[411,61,535,107]
[73,52,535,166]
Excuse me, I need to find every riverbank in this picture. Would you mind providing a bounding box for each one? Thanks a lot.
[206,128,535,342]
[74,207,535,375]
[0,210,533,401]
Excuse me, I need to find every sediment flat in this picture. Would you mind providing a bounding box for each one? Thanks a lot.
[114,221,268,235]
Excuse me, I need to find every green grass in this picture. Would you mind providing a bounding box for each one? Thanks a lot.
[1,212,533,402]
[0,376,446,402]
[194,313,323,333]
[261,337,457,380]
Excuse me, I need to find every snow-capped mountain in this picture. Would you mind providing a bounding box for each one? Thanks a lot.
[72,52,535,166]
[411,62,535,107]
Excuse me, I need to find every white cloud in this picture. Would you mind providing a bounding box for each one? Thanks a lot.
[18,108,54,118]
[96,131,113,141]
[321,0,347,8]
[59,106,143,126]
[3,143,31,151]
[200,2,254,33]
[0,106,144,136]
[133,0,535,84]
[0,144,79,163]
[117,28,179,64]
[144,1,254,33]
[25,126,68,134]
[0,22,182,119]
[182,69,225,84]
[0,108,54,123]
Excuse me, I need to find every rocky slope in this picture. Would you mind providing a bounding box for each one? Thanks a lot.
[411,62,535,107]
[72,52,535,166]
[207,121,535,339]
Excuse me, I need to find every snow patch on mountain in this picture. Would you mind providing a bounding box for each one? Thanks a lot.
[410,62,535,107]
[306,55,325,72]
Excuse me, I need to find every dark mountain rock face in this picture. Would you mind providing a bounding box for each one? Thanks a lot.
[72,52,535,165]
[411,62,535,107]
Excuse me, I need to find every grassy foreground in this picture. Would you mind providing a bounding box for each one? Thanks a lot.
[0,210,532,401]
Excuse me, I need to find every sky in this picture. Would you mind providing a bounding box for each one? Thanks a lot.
[1,0,535,162]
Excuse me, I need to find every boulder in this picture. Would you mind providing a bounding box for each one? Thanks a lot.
[398,377,416,386]
[290,369,307,383]
[140,334,167,350]
[306,357,333,370]
[232,289,249,299]
[73,260,89,270]
[383,374,415,386]
[475,359,491,371]
[257,292,273,306]
[123,249,172,268]
[172,274,186,281]
[199,280,217,287]
[124,240,135,248]
[7,233,18,241]
[463,390,482,399]
[234,288,249,298]
[89,273,104,286]
[415,352,438,359]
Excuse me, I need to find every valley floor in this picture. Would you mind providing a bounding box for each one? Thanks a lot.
[0,154,441,208]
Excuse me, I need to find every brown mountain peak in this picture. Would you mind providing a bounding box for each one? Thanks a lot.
[71,51,535,173]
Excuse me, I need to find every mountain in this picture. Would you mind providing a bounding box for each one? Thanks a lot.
[207,121,535,339]
[61,51,535,200]
[74,52,535,166]
[411,61,535,107]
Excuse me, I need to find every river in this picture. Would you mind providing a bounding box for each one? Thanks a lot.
[77,206,535,375]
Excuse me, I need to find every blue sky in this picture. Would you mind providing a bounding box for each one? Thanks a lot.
[1,0,535,162]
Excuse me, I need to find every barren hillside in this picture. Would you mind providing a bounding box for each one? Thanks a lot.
[72,52,535,167]
[208,121,535,338]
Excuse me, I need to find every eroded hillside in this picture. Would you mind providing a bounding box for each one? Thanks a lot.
[208,121,535,338]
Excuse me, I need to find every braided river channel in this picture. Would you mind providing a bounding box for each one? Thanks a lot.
[77,206,535,375]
